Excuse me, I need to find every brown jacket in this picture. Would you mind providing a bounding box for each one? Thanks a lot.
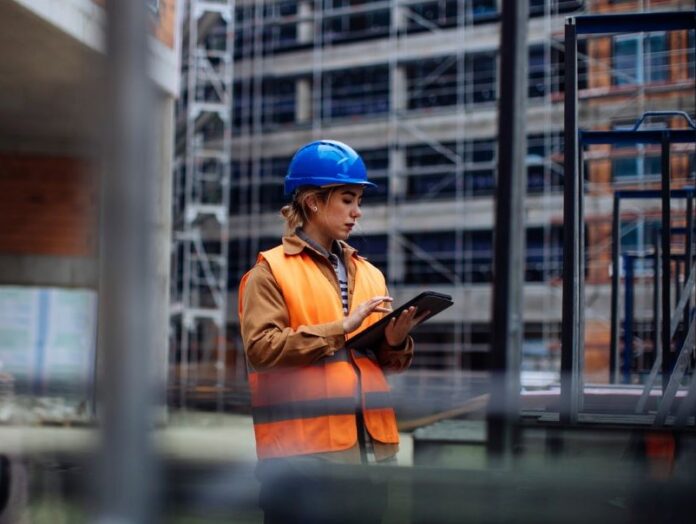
[240,233,414,462]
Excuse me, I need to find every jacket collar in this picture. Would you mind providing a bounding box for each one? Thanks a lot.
[282,229,359,260]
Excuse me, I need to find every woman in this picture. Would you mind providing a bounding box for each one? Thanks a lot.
[238,140,425,523]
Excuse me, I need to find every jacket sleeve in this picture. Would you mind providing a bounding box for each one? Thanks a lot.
[240,260,346,370]
[376,336,414,373]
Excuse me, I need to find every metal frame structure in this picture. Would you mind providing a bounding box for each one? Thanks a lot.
[562,11,696,424]
[171,0,234,408]
[610,187,696,385]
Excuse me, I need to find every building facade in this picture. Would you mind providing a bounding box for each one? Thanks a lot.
[172,0,695,398]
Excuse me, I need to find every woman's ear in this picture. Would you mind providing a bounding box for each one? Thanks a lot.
[304,194,318,213]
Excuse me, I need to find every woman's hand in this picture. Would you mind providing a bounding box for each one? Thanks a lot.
[384,307,430,347]
[343,296,393,334]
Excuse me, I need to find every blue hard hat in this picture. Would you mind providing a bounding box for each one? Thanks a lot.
[284,140,377,196]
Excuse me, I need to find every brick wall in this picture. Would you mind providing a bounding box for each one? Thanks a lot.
[0,155,97,257]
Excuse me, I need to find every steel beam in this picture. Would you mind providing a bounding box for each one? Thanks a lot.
[487,0,527,460]
[560,17,583,424]
[610,195,620,383]
[661,132,672,395]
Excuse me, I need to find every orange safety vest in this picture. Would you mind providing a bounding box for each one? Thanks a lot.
[238,245,400,459]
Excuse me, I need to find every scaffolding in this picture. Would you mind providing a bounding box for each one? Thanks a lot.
[171,0,235,408]
[226,0,583,377]
[169,0,695,409]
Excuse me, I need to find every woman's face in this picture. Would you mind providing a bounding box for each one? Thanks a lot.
[309,185,364,244]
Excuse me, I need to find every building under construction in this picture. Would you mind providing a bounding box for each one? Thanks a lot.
[172,0,696,404]
[1,0,696,522]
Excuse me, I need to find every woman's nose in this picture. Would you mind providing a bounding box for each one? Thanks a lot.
[352,206,362,218]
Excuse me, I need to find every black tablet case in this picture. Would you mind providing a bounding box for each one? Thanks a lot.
[345,291,453,351]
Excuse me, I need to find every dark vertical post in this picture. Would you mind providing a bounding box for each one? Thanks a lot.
[683,195,693,342]
[610,195,620,383]
[561,18,582,423]
[661,132,672,394]
[623,254,634,384]
[97,1,157,523]
[653,230,662,376]
[487,0,528,460]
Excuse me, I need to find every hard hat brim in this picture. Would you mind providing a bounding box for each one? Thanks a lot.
[285,178,378,196]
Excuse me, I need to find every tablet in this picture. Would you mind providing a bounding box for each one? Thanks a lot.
[345,291,454,351]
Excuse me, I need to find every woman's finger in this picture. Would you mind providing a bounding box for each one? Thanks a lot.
[414,309,430,324]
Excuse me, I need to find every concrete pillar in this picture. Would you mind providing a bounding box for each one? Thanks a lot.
[297,0,314,44]
[392,2,409,32]
[152,94,174,407]
[389,147,407,198]
[391,64,407,113]
[296,77,312,123]
[388,148,407,283]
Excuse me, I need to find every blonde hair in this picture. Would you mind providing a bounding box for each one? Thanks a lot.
[280,187,333,235]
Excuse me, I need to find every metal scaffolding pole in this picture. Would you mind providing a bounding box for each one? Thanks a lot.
[97,0,158,522]
[487,0,528,460]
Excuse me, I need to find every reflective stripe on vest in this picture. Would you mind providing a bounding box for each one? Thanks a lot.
[238,245,399,459]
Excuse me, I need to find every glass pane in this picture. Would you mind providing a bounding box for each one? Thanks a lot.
[613,36,640,85]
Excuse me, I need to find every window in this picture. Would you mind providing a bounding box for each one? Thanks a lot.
[323,66,390,119]
[529,45,548,98]
[465,52,497,105]
[619,218,660,275]
[464,230,494,284]
[406,56,458,110]
[467,0,498,24]
[405,135,561,199]
[322,2,390,44]
[228,237,278,286]
[611,122,663,185]
[259,157,292,212]
[526,226,563,282]
[352,234,388,274]
[230,157,291,214]
[404,231,459,284]
[402,226,563,285]
[612,155,661,183]
[262,22,298,55]
[235,77,297,131]
[262,77,296,128]
[360,148,389,203]
[527,132,564,194]
[406,1,458,34]
[234,5,255,60]
[467,139,496,196]
[233,81,252,130]
[405,142,458,200]
[613,33,669,86]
